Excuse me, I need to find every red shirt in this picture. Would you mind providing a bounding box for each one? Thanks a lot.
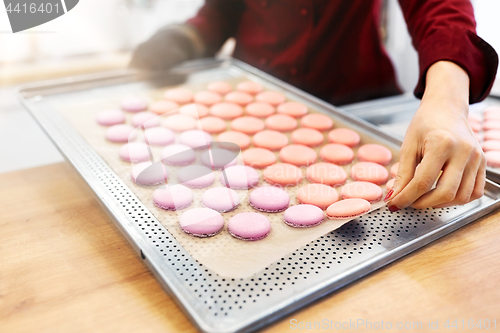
[187,0,498,105]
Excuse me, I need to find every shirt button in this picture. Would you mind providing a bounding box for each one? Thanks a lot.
[300,8,307,15]
[290,67,297,75]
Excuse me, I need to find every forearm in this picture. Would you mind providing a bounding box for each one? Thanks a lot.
[421,61,470,113]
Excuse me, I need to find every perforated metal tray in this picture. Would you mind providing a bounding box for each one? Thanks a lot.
[18,59,500,333]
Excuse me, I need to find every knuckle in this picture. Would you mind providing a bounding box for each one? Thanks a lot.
[455,194,472,205]
[471,188,485,200]
[469,147,482,160]
[439,190,456,203]
[415,177,434,192]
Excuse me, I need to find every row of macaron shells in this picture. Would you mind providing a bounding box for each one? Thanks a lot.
[98,83,398,240]
[468,105,500,168]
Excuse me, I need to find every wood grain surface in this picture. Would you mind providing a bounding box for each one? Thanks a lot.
[1,162,500,333]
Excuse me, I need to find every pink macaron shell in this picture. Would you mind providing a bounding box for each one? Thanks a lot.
[131,111,161,129]
[319,143,354,165]
[96,109,125,126]
[483,120,500,131]
[228,212,271,241]
[225,91,254,106]
[350,162,389,185]
[340,181,383,203]
[201,187,241,212]
[121,96,148,113]
[484,106,500,118]
[390,162,400,178]
[208,81,233,95]
[276,102,308,118]
[164,87,193,104]
[306,162,347,186]
[210,102,244,120]
[283,204,324,228]
[220,165,260,190]
[236,81,263,95]
[486,151,500,167]
[119,142,151,163]
[179,103,210,119]
[249,186,290,213]
[327,128,361,147]
[194,91,222,106]
[162,114,197,132]
[245,102,275,118]
[357,143,393,166]
[256,91,286,106]
[179,130,213,149]
[179,208,224,237]
[105,124,137,143]
[326,198,371,220]
[483,130,500,141]
[143,127,175,146]
[131,162,168,186]
[178,165,215,188]
[153,184,194,211]
[150,100,180,115]
[200,148,238,169]
[161,144,196,166]
[482,140,500,152]
[468,113,483,123]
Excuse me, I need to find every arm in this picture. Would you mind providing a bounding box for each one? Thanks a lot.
[386,0,498,209]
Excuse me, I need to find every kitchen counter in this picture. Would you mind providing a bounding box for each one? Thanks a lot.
[1,162,500,332]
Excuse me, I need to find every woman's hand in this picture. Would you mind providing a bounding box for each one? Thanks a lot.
[386,61,486,210]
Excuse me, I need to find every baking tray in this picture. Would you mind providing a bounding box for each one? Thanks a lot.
[18,59,500,333]
[342,93,500,183]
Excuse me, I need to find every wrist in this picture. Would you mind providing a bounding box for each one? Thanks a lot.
[421,61,470,113]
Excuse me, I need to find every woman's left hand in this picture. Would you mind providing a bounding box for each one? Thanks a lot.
[386,61,486,210]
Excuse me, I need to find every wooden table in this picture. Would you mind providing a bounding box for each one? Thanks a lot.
[2,162,500,332]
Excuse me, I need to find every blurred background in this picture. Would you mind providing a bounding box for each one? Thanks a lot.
[1,0,499,91]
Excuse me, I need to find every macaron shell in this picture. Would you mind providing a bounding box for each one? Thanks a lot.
[210,102,244,120]
[121,96,148,112]
[202,187,241,212]
[220,165,260,189]
[143,127,175,146]
[179,103,210,118]
[131,162,168,186]
[256,91,286,106]
[236,81,263,95]
[319,143,354,165]
[357,143,393,165]
[486,150,500,167]
[96,109,125,126]
[265,114,298,132]
[279,145,317,167]
[180,208,224,237]
[249,186,290,213]
[178,165,215,188]
[150,100,179,115]
[106,124,137,143]
[291,128,324,147]
[119,142,151,163]
[153,185,193,211]
[253,130,289,151]
[162,114,197,132]
[242,148,277,169]
[340,181,383,203]
[217,131,251,150]
[245,102,275,118]
[301,114,334,131]
[482,140,500,152]
[306,162,347,186]
[208,81,233,95]
[194,91,223,106]
[276,102,308,118]
[283,204,324,228]
[161,144,196,166]
[390,162,400,178]
[231,116,265,135]
[131,111,161,129]
[263,163,303,186]
[296,183,339,209]
[224,91,253,106]
[198,116,227,134]
[327,128,360,147]
[228,212,271,241]
[179,130,212,149]
[350,162,389,185]
[326,198,371,220]
[164,87,193,104]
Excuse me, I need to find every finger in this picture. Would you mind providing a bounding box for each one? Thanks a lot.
[386,141,418,202]
[431,148,483,208]
[471,151,487,200]
[388,147,449,210]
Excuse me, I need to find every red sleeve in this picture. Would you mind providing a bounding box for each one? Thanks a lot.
[186,0,246,56]
[398,0,498,103]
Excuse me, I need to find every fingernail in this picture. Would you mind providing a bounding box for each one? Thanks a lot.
[384,189,394,202]
[388,205,400,212]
